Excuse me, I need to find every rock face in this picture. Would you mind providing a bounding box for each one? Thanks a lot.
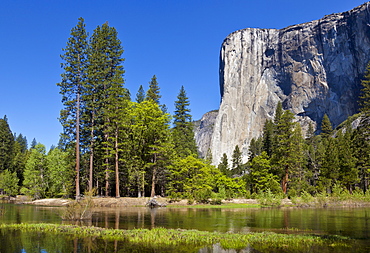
[210,3,370,165]
[194,110,218,158]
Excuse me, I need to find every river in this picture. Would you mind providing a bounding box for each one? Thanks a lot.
[1,202,370,252]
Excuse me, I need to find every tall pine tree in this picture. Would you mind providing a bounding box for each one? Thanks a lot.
[57,17,88,198]
[172,86,198,158]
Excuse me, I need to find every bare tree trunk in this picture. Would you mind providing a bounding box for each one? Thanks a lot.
[115,128,120,197]
[75,91,80,199]
[282,166,289,194]
[151,167,156,198]
[88,113,95,192]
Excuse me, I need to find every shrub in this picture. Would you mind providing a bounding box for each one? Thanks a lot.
[256,189,282,207]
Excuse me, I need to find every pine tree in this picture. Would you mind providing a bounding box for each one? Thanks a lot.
[218,153,229,176]
[248,137,263,161]
[0,169,19,196]
[320,114,333,138]
[262,119,274,157]
[30,138,37,149]
[146,75,161,104]
[136,85,145,103]
[86,22,128,196]
[172,86,198,158]
[231,145,243,175]
[359,61,370,115]
[274,101,284,124]
[0,117,14,173]
[272,110,304,194]
[57,17,88,198]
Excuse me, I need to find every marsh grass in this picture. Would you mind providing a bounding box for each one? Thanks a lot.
[0,223,355,252]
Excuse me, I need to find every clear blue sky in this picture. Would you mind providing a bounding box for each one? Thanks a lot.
[0,0,365,149]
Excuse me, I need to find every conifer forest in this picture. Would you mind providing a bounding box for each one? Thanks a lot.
[1,18,370,201]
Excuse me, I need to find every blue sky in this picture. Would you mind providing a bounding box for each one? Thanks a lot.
[0,0,365,149]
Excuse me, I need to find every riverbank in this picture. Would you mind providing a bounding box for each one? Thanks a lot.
[6,195,370,208]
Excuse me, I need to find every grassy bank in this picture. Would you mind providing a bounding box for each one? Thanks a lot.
[0,223,357,252]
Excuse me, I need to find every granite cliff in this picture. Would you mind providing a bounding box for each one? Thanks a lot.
[194,110,218,159]
[205,2,370,165]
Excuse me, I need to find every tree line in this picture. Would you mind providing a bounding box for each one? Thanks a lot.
[1,18,370,200]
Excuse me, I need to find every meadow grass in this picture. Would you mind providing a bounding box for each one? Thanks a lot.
[0,223,355,252]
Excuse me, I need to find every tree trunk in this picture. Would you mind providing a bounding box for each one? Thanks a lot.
[115,128,120,197]
[151,166,156,198]
[282,165,289,194]
[88,113,95,192]
[75,91,80,199]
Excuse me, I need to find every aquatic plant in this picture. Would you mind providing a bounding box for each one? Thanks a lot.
[0,223,356,252]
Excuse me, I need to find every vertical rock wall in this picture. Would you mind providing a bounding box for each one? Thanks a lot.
[210,3,370,164]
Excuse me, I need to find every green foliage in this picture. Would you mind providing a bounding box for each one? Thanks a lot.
[135,85,145,103]
[218,153,229,176]
[256,189,282,207]
[145,75,161,104]
[231,145,243,175]
[359,61,370,115]
[46,148,73,197]
[0,169,19,196]
[21,143,48,199]
[0,223,356,252]
[248,152,281,194]
[320,114,333,138]
[0,117,14,172]
[172,86,198,158]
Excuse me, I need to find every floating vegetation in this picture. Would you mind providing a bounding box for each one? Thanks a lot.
[0,223,358,252]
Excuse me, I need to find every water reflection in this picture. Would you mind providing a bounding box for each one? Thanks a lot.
[1,202,370,252]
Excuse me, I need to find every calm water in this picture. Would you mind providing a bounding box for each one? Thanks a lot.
[1,202,370,252]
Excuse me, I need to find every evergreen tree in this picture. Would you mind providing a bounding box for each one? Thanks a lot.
[86,22,128,196]
[231,145,243,175]
[304,123,324,189]
[272,110,304,194]
[146,75,161,104]
[57,17,88,198]
[135,85,145,103]
[218,153,229,176]
[249,151,280,194]
[0,117,14,173]
[320,114,333,138]
[337,128,358,193]
[274,101,284,124]
[262,119,274,157]
[359,61,370,115]
[320,137,340,193]
[30,138,37,149]
[248,137,263,161]
[172,86,198,158]
[15,133,28,153]
[0,169,19,196]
